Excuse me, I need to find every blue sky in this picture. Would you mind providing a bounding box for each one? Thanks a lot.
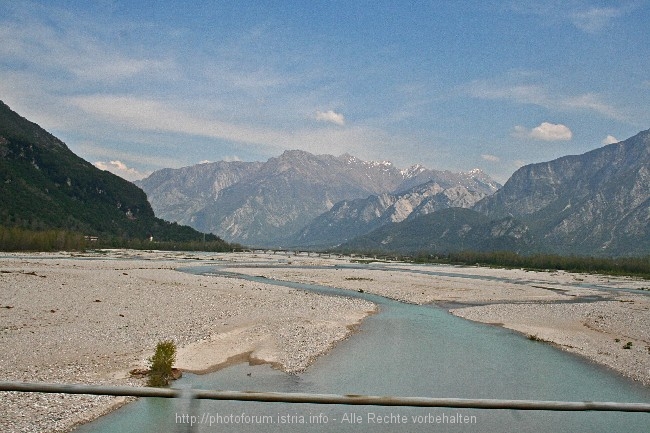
[1,1,648,182]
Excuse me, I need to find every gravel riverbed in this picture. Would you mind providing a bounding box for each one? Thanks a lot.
[0,250,374,433]
[232,260,650,386]
[2,250,649,432]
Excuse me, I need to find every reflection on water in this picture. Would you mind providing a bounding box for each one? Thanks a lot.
[75,266,650,433]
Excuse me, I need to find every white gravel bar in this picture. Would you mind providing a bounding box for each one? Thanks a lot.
[0,250,375,433]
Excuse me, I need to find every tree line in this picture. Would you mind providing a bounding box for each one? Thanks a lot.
[0,226,238,252]
[0,226,86,251]
[411,250,650,279]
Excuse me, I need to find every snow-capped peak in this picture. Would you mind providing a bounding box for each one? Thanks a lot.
[401,164,427,178]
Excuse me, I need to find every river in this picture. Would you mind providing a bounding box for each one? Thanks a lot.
[74,262,650,432]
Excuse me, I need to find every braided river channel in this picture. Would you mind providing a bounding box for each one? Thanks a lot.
[75,262,650,433]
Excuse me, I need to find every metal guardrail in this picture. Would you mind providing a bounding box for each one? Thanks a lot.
[2,381,650,412]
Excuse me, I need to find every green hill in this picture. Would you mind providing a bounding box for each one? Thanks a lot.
[0,100,229,247]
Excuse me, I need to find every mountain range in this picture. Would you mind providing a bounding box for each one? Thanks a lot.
[139,128,650,257]
[292,170,498,248]
[137,151,500,247]
[4,99,648,257]
[0,101,226,244]
[343,129,650,257]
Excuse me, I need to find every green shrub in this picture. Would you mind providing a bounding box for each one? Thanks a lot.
[147,340,177,387]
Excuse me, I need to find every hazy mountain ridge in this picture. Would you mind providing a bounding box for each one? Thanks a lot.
[292,176,497,248]
[139,149,500,247]
[183,150,419,245]
[136,161,263,226]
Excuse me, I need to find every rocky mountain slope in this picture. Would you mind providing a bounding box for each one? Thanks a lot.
[136,161,263,226]
[343,129,650,257]
[138,150,500,247]
[340,207,533,254]
[473,128,650,256]
[292,172,498,248]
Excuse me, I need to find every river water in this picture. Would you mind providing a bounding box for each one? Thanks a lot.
[74,263,650,433]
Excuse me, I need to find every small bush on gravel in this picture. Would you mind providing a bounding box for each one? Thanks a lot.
[147,340,177,387]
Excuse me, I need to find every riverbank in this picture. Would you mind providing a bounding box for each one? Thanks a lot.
[229,259,650,386]
[0,250,375,433]
[2,250,649,433]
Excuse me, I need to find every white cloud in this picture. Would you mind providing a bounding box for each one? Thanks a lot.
[466,82,547,106]
[0,10,174,86]
[570,7,622,34]
[513,159,527,169]
[315,110,346,126]
[76,141,182,170]
[464,79,627,122]
[70,95,288,149]
[530,122,572,141]
[71,58,174,83]
[509,3,632,34]
[561,93,625,121]
[481,154,500,162]
[602,135,619,145]
[69,94,385,159]
[94,160,148,181]
[512,122,573,141]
